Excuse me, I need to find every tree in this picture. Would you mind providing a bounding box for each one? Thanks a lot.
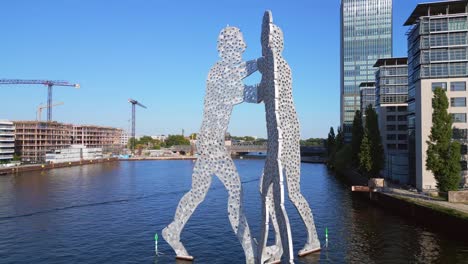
[189,133,197,140]
[359,132,372,177]
[326,127,335,158]
[365,105,384,177]
[300,138,325,147]
[334,145,352,172]
[351,110,364,168]
[13,154,21,161]
[426,87,461,192]
[335,126,345,151]
[165,135,190,147]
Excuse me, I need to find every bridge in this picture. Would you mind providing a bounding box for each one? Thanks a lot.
[171,143,327,163]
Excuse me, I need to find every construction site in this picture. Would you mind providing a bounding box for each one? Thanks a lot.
[14,121,123,163]
[1,79,147,163]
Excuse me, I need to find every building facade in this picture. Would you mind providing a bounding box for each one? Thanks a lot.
[14,121,123,162]
[46,145,103,163]
[406,0,468,190]
[0,120,15,162]
[121,131,130,147]
[72,125,122,153]
[374,58,409,184]
[341,0,393,141]
[14,121,73,163]
[359,82,376,116]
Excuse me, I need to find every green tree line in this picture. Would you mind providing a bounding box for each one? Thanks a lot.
[326,106,384,178]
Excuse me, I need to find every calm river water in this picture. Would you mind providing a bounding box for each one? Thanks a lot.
[1,160,468,263]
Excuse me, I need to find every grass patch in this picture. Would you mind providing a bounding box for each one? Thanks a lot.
[393,195,468,221]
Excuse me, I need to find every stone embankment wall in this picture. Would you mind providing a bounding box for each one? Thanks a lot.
[0,158,118,175]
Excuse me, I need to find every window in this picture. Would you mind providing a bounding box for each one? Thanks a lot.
[452,113,467,123]
[387,125,396,131]
[398,115,406,121]
[461,161,468,171]
[449,32,467,45]
[387,144,397,150]
[432,82,447,91]
[451,82,466,91]
[387,115,396,121]
[450,62,467,76]
[451,97,466,107]
[431,49,448,61]
[398,125,407,131]
[461,144,468,155]
[449,17,467,31]
[431,63,449,77]
[453,128,468,139]
[397,106,407,112]
[430,18,448,32]
[430,34,448,46]
[387,134,396,140]
[387,106,396,112]
[398,144,408,150]
[398,134,407,140]
[449,48,467,61]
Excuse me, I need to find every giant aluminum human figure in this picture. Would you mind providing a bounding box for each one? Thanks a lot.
[162,26,258,263]
[245,11,321,264]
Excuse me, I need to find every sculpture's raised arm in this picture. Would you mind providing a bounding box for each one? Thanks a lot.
[242,59,258,79]
[242,57,266,104]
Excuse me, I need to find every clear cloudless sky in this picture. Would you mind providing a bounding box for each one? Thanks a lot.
[1,0,421,138]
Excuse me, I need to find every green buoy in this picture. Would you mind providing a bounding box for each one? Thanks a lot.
[154,233,159,255]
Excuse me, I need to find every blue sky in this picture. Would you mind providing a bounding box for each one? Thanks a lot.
[1,0,421,138]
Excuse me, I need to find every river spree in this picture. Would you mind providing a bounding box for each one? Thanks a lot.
[1,160,468,263]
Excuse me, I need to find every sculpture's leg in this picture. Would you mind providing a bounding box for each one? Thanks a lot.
[162,159,212,259]
[272,165,294,264]
[265,183,283,263]
[216,157,256,264]
[284,152,321,256]
[258,180,273,264]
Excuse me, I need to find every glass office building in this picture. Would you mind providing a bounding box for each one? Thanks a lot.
[341,0,393,141]
[405,0,468,190]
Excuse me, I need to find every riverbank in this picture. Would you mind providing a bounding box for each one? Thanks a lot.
[0,158,118,175]
[334,168,468,239]
[120,156,196,161]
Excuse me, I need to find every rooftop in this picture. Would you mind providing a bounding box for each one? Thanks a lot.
[374,57,408,67]
[404,0,468,26]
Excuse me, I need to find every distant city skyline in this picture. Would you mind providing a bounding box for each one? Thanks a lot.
[1,0,421,138]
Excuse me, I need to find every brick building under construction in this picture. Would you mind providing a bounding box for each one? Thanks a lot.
[14,121,122,163]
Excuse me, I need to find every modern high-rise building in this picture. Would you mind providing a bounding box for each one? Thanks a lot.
[405,0,468,190]
[374,57,409,184]
[341,0,393,141]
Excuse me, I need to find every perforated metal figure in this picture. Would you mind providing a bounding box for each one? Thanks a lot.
[162,26,258,263]
[246,11,321,264]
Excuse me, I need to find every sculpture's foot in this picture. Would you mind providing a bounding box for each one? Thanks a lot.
[298,242,321,257]
[175,255,194,261]
[162,225,191,258]
[262,245,282,264]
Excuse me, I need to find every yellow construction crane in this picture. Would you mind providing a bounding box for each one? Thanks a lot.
[37,102,64,121]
